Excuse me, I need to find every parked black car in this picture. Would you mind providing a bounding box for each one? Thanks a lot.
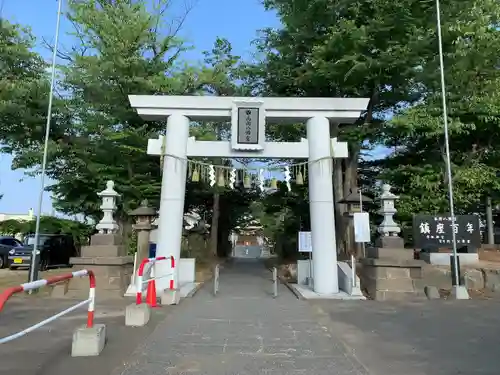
[8,234,78,270]
[0,236,23,268]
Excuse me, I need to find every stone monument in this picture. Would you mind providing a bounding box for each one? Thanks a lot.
[69,181,134,299]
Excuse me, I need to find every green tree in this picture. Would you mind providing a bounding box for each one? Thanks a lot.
[252,0,439,252]
[0,216,93,246]
[0,19,48,147]
[0,19,52,199]
[10,0,213,223]
[4,3,260,261]
[254,0,500,249]
[372,0,500,224]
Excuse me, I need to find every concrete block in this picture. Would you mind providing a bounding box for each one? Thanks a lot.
[71,324,106,357]
[161,289,180,305]
[424,286,441,299]
[178,258,196,284]
[337,261,362,295]
[450,285,470,300]
[125,304,151,327]
[297,259,311,285]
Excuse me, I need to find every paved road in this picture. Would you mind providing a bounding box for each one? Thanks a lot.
[313,299,500,375]
[6,262,498,375]
[113,259,369,375]
[0,296,169,375]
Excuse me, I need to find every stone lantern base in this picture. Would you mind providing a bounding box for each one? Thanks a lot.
[375,235,404,249]
[67,234,134,299]
[360,235,424,301]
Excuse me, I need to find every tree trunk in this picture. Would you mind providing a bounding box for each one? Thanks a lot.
[209,123,223,260]
[331,123,345,254]
[209,191,220,258]
[333,160,345,254]
[342,146,360,257]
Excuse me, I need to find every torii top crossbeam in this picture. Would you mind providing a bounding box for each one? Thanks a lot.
[130,95,369,159]
[129,95,369,123]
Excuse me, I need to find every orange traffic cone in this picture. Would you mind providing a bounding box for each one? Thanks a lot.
[146,279,158,308]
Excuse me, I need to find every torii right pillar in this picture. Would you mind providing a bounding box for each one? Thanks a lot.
[307,116,339,295]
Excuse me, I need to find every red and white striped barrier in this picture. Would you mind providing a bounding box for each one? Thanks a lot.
[135,256,175,305]
[0,270,96,344]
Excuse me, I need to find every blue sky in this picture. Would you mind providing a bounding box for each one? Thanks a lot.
[0,0,279,214]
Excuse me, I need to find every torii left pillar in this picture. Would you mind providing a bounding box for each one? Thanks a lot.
[155,114,189,291]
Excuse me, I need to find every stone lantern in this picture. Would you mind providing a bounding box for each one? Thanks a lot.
[377,184,401,236]
[338,187,373,216]
[128,199,157,262]
[376,184,404,249]
[96,180,120,234]
[69,180,134,299]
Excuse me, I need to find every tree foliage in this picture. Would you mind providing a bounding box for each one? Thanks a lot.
[0,216,93,245]
[249,0,500,250]
[3,0,500,259]
[0,19,49,148]
[372,0,500,221]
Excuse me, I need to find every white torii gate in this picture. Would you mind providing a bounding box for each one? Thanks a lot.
[129,95,369,296]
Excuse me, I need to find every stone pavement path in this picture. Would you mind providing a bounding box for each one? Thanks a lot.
[113,259,369,375]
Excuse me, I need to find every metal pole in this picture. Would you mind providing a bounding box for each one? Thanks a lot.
[213,264,219,296]
[272,267,278,298]
[131,252,138,285]
[486,196,494,245]
[351,254,356,288]
[28,0,63,287]
[359,189,363,212]
[357,188,366,258]
[435,0,460,287]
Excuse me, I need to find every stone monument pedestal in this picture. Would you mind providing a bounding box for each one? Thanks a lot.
[69,234,133,299]
[359,257,425,301]
[361,236,425,300]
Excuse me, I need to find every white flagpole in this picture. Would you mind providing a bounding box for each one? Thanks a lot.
[29,0,64,286]
[435,0,468,298]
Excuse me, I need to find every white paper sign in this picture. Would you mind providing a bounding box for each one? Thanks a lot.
[353,212,371,243]
[298,231,312,252]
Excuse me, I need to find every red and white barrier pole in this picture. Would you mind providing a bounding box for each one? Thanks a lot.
[135,255,175,305]
[0,269,96,344]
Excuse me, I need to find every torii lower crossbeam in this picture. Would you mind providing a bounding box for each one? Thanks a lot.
[147,137,349,159]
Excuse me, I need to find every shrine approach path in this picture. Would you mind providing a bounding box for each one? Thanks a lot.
[112,258,368,375]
